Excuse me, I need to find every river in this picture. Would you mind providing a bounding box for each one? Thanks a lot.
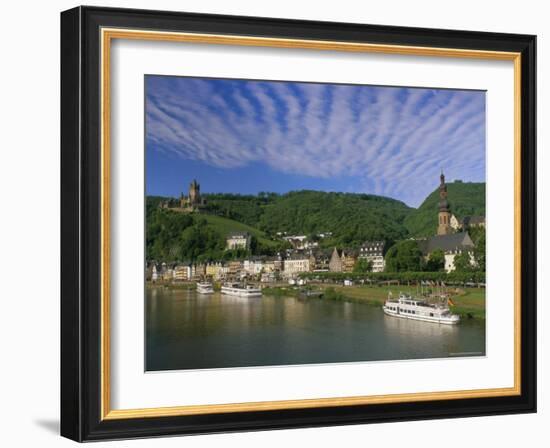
[146,287,486,371]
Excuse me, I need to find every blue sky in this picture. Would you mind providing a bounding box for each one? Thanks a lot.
[145,75,486,207]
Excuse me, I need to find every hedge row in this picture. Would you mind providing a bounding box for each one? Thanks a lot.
[298,271,486,284]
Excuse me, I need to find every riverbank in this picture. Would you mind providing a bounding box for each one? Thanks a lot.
[146,281,196,290]
[263,284,485,320]
[147,281,485,320]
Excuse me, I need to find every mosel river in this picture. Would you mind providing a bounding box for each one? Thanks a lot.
[146,287,486,371]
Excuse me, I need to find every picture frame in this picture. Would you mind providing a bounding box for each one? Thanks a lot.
[60,5,536,442]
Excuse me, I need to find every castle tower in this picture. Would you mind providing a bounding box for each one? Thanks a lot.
[189,179,200,205]
[437,171,452,235]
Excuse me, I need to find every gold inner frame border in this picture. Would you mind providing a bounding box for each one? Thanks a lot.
[100,27,522,421]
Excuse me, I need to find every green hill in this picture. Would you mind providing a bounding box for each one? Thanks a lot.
[146,191,413,261]
[201,190,413,245]
[199,214,278,249]
[201,193,275,228]
[145,200,286,262]
[146,183,485,262]
[256,191,412,246]
[404,182,486,237]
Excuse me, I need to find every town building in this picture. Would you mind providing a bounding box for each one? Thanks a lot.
[226,232,251,250]
[227,260,244,277]
[342,252,357,272]
[206,262,228,280]
[173,264,190,281]
[262,258,276,273]
[450,214,461,231]
[283,255,311,277]
[418,232,475,272]
[243,258,264,275]
[282,235,320,250]
[162,265,174,282]
[273,254,284,272]
[450,214,485,231]
[310,249,331,272]
[282,235,307,249]
[329,248,357,273]
[189,263,206,280]
[461,215,486,229]
[218,265,230,279]
[358,241,386,272]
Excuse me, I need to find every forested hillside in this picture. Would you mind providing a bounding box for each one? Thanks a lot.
[257,191,411,247]
[146,191,412,261]
[146,183,485,261]
[404,182,485,237]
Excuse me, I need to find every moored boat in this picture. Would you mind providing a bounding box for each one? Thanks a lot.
[221,283,262,297]
[383,292,460,325]
[196,282,214,294]
[298,289,323,298]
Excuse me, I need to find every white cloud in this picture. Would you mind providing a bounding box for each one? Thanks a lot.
[146,77,486,207]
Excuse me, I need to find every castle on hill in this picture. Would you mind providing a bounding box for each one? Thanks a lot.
[159,179,207,213]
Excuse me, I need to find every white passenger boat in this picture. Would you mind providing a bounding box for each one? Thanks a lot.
[221,283,262,297]
[196,282,214,294]
[383,292,460,325]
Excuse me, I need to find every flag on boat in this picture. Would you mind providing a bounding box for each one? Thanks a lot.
[448,297,456,306]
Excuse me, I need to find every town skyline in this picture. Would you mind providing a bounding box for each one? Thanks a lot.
[145,76,486,208]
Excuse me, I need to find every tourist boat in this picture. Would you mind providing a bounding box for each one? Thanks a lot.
[221,283,262,297]
[383,292,460,325]
[196,282,214,294]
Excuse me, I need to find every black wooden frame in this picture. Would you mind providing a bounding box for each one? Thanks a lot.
[61,6,537,442]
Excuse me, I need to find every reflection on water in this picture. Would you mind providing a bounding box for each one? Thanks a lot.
[146,288,485,371]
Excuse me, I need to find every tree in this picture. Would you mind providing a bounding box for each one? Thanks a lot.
[308,233,320,242]
[425,249,445,272]
[353,258,373,273]
[453,251,473,272]
[249,235,258,254]
[472,228,486,272]
[384,240,423,272]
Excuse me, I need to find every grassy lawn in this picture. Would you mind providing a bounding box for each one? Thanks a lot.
[328,284,485,319]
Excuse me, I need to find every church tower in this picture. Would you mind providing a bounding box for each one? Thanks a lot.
[437,171,452,235]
